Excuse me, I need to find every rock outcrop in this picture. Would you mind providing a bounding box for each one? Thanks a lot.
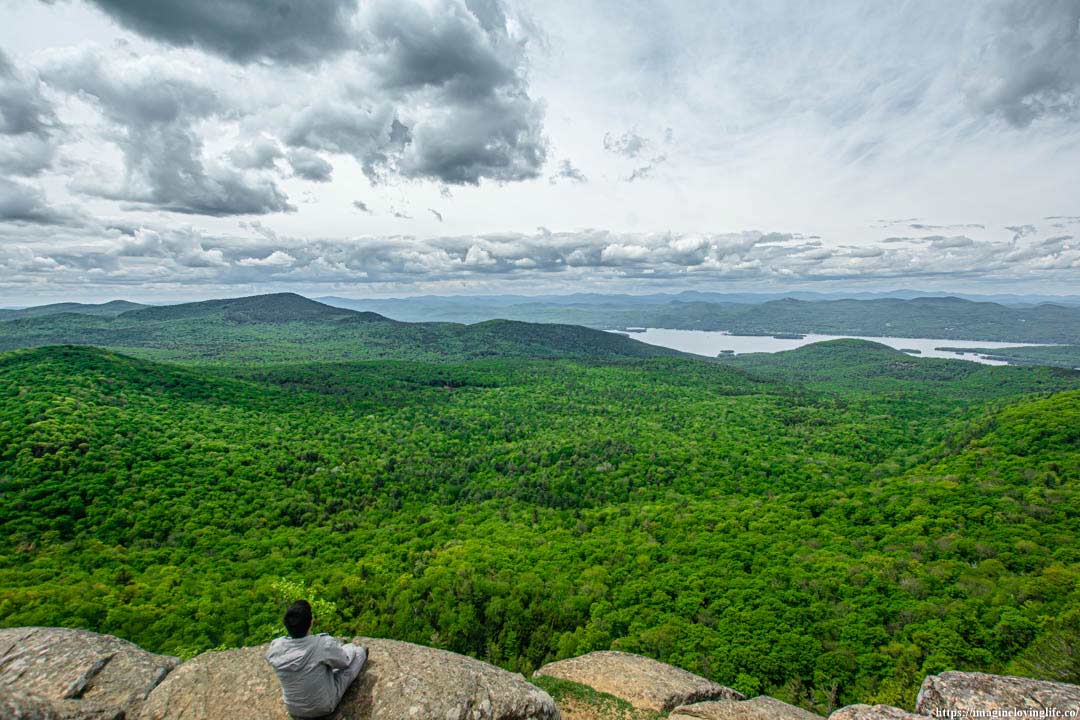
[0,688,64,720]
[670,696,822,719]
[7,624,1080,720]
[916,672,1080,714]
[533,651,743,712]
[140,636,558,720]
[0,686,128,719]
[0,627,178,720]
[829,704,924,720]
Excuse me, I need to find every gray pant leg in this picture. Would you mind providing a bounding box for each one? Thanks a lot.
[331,644,367,706]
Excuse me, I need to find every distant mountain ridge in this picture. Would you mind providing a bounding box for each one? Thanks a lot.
[319,294,1080,344]
[5,291,1079,344]
[0,293,685,363]
[318,289,1080,308]
[5,291,1079,350]
[0,299,146,320]
[121,292,365,324]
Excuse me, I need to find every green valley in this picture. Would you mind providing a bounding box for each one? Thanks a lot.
[1,307,1078,712]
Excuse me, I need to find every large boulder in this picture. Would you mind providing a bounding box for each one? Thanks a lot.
[829,705,923,720]
[140,636,558,720]
[0,688,63,720]
[0,627,178,719]
[916,672,1080,714]
[671,696,822,720]
[0,686,126,719]
[533,651,743,712]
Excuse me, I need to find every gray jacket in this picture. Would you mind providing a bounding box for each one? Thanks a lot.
[265,633,353,718]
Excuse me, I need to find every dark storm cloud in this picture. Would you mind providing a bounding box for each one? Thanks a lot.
[396,93,546,185]
[229,137,284,170]
[83,0,360,64]
[0,49,58,176]
[277,1,547,186]
[41,47,293,216]
[0,177,79,225]
[365,0,518,100]
[0,50,53,135]
[282,103,397,161]
[286,148,333,183]
[20,0,547,221]
[965,0,1080,127]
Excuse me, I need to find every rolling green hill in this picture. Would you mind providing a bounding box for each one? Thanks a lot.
[933,344,1080,370]
[5,294,1078,347]
[322,295,1080,345]
[0,299,146,320]
[634,297,1080,343]
[718,339,1078,397]
[119,292,357,323]
[0,293,685,363]
[1,342,1077,712]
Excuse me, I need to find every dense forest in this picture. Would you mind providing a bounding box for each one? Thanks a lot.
[932,344,1080,370]
[0,293,683,363]
[1,326,1078,713]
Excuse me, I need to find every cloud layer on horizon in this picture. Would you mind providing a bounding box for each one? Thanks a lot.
[1,221,1074,299]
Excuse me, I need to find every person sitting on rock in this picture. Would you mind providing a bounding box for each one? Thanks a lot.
[266,600,367,719]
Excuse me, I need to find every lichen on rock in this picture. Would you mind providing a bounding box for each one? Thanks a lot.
[140,636,559,720]
[0,627,178,720]
[828,704,923,720]
[533,651,743,712]
[670,695,822,719]
[916,672,1080,714]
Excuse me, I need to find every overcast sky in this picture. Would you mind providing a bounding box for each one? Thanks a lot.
[1,0,1078,303]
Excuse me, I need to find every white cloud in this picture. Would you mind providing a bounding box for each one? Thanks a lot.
[1,222,1076,300]
[0,0,1077,299]
[236,250,296,267]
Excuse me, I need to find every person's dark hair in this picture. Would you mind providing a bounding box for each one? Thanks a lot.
[284,600,313,638]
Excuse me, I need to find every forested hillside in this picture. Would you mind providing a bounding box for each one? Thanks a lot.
[0,300,147,321]
[933,344,1080,370]
[7,293,1079,346]
[321,295,1080,345]
[1,341,1077,712]
[0,293,684,363]
[718,339,1076,396]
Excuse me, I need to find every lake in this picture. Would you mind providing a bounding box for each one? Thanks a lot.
[624,328,1050,365]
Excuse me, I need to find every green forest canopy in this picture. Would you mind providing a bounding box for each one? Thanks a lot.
[1,339,1078,714]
